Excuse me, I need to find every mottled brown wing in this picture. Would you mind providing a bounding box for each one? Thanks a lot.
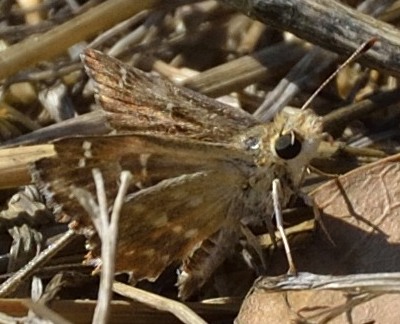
[112,169,242,280]
[82,49,259,142]
[32,133,250,223]
[32,133,248,280]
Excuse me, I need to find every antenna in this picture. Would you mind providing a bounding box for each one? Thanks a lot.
[301,38,377,110]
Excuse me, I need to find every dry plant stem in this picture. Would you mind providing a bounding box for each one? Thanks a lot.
[113,281,207,324]
[237,20,266,53]
[22,299,72,324]
[379,2,400,22]
[91,170,132,324]
[91,169,109,324]
[338,145,387,158]
[350,128,400,148]
[182,41,308,97]
[317,141,387,160]
[2,110,111,147]
[0,0,160,80]
[219,0,400,77]
[0,298,240,322]
[358,0,398,15]
[0,229,76,297]
[255,272,400,293]
[89,10,150,49]
[258,219,314,248]
[17,0,43,25]
[322,88,400,135]
[253,14,378,120]
[107,11,166,58]
[0,311,18,323]
[0,144,56,189]
[253,47,333,121]
[6,62,82,84]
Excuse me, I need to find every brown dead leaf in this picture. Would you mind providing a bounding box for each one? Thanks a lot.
[236,153,400,323]
[313,152,400,271]
[237,282,400,324]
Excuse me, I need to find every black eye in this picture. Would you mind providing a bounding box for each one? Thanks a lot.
[274,133,302,160]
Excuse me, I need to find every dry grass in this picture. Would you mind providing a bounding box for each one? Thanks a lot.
[0,0,400,323]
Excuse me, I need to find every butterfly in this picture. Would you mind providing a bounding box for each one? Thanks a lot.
[31,49,323,298]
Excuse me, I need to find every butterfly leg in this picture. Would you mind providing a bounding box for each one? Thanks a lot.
[299,192,335,246]
[272,178,297,275]
[240,223,268,272]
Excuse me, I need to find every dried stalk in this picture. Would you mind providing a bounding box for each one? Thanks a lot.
[219,0,400,77]
[0,0,160,80]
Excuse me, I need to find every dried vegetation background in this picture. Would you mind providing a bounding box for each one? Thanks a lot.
[0,0,400,323]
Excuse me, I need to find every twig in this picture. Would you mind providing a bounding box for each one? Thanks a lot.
[253,46,333,121]
[322,88,400,135]
[113,281,207,324]
[218,0,400,77]
[88,10,150,49]
[2,110,111,147]
[0,144,55,189]
[0,229,76,297]
[71,170,132,324]
[0,0,160,80]
[22,299,72,324]
[255,272,400,293]
[92,170,132,324]
[182,41,308,97]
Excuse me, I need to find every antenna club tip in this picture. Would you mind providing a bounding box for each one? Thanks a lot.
[364,37,378,51]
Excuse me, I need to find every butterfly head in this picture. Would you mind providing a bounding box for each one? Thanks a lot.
[269,108,324,184]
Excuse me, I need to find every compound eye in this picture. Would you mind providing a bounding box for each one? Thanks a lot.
[274,133,302,160]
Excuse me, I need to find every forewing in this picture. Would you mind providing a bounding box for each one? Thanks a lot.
[31,133,247,280]
[31,133,250,223]
[82,49,259,141]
